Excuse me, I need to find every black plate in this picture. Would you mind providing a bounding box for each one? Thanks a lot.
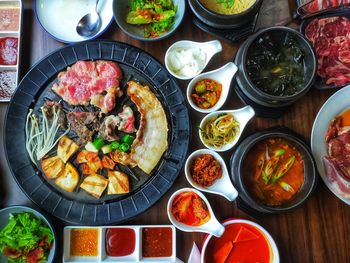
[299,9,350,90]
[4,40,190,225]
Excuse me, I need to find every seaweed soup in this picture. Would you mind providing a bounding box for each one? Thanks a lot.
[246,32,306,97]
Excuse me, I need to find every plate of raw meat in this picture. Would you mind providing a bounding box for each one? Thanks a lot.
[311,85,350,204]
[4,40,190,225]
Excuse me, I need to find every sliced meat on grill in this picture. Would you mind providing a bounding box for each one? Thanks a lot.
[52,60,123,113]
[305,16,350,87]
[67,111,100,145]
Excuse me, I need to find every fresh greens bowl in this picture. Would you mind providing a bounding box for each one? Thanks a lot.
[0,206,56,263]
[113,0,185,41]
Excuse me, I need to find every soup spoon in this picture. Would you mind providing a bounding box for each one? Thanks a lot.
[165,40,222,80]
[185,149,238,201]
[199,105,255,152]
[167,188,225,237]
[76,0,101,37]
[187,62,238,113]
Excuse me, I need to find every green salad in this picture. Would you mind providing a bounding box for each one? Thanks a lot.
[126,0,177,38]
[0,212,54,263]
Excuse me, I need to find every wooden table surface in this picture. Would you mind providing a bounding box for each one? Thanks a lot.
[1,0,350,262]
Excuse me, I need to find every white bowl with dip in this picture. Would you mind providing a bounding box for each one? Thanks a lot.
[199,105,255,152]
[185,149,238,201]
[187,62,238,113]
[167,188,225,237]
[165,40,222,80]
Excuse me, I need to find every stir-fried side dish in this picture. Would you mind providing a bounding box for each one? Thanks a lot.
[204,223,270,263]
[0,212,53,263]
[244,138,304,206]
[191,154,222,187]
[171,191,210,226]
[246,33,305,96]
[201,114,240,149]
[199,0,256,15]
[305,16,350,87]
[324,108,350,197]
[24,60,169,200]
[126,0,177,38]
[191,79,222,109]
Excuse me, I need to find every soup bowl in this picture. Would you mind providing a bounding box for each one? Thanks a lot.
[188,0,263,29]
[235,26,317,108]
[230,128,317,215]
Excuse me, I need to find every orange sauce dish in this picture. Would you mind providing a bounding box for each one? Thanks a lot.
[205,222,271,263]
[70,228,99,257]
[244,137,304,206]
[171,191,210,226]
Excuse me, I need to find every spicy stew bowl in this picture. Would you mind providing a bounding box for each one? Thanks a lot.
[230,128,317,215]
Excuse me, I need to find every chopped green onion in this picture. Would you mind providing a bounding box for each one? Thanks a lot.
[274,149,285,157]
[280,182,295,193]
[119,143,130,152]
[85,142,98,152]
[101,145,112,154]
[110,141,121,151]
[122,134,135,145]
[92,137,105,150]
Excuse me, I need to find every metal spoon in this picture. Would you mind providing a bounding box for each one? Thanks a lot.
[76,0,101,37]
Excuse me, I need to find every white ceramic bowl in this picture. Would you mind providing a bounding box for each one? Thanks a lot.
[35,0,113,43]
[187,62,237,113]
[199,106,255,152]
[185,149,238,201]
[201,218,280,263]
[0,206,56,262]
[167,188,224,237]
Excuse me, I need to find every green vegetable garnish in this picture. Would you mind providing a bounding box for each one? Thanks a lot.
[92,137,105,150]
[0,212,53,262]
[122,134,135,145]
[119,143,130,152]
[274,149,285,157]
[272,156,295,183]
[110,141,121,151]
[216,0,235,8]
[262,157,280,184]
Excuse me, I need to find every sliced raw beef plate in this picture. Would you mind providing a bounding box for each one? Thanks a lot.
[305,16,350,87]
[52,60,123,113]
[303,0,348,13]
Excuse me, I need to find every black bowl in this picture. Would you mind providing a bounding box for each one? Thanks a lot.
[230,128,317,215]
[188,0,263,29]
[235,26,317,108]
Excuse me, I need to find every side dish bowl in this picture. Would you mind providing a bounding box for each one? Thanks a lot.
[113,0,185,41]
[230,128,317,215]
[0,206,56,263]
[235,26,317,108]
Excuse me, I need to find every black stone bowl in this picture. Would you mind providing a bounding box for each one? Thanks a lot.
[230,127,317,216]
[235,26,317,108]
[188,0,263,29]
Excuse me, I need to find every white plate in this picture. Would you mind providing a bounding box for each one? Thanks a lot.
[35,0,113,43]
[311,85,350,205]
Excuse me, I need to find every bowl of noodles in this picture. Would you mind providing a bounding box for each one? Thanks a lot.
[188,0,263,29]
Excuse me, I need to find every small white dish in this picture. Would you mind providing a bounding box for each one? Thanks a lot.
[185,149,238,201]
[167,188,225,237]
[35,0,113,43]
[199,105,255,152]
[165,40,222,80]
[187,62,238,113]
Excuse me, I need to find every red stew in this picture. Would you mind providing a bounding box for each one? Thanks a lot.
[142,227,172,258]
[105,228,136,257]
[0,37,18,65]
[205,223,271,263]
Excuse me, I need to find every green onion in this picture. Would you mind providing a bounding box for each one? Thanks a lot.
[92,137,105,150]
[122,134,135,145]
[110,141,121,151]
[274,149,285,157]
[119,143,130,152]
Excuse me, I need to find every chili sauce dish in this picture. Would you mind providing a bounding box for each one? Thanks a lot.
[63,225,177,262]
[201,218,279,263]
[0,0,22,102]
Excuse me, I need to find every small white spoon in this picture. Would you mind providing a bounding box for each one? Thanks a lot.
[165,40,222,80]
[199,105,255,152]
[185,149,238,201]
[187,62,238,113]
[167,188,225,237]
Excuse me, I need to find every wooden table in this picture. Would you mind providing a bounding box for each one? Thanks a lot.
[1,0,349,262]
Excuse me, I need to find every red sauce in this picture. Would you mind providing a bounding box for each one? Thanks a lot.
[0,37,18,65]
[142,227,172,258]
[105,228,135,257]
[205,223,271,263]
